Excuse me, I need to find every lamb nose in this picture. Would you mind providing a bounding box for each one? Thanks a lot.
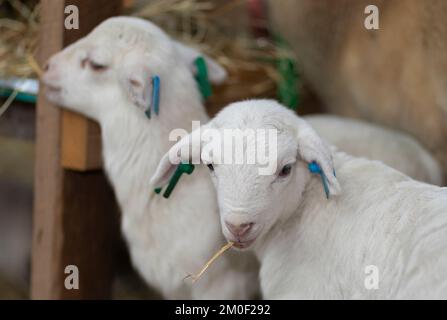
[225,221,254,238]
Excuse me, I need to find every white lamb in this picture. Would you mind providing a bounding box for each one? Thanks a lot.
[152,99,447,299]
[42,17,259,299]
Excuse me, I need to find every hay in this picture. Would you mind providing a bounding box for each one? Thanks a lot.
[26,52,42,78]
[0,1,39,115]
[0,0,39,79]
[130,0,295,97]
[184,241,234,284]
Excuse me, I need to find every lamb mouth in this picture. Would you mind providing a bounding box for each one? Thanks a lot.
[45,84,61,93]
[44,84,63,102]
[233,238,256,249]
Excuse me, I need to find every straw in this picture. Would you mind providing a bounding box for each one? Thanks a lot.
[184,241,234,283]
[0,87,18,117]
[0,0,39,79]
[130,0,295,97]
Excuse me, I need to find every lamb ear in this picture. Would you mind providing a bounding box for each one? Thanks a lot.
[295,118,341,196]
[150,152,178,189]
[150,127,204,188]
[173,40,228,84]
[119,51,153,112]
[120,70,152,111]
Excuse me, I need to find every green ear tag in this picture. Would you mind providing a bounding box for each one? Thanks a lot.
[278,56,300,110]
[275,35,300,110]
[154,187,162,194]
[154,163,195,199]
[194,57,212,100]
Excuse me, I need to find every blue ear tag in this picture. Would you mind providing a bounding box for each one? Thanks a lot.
[152,75,160,115]
[308,161,330,199]
[145,75,161,119]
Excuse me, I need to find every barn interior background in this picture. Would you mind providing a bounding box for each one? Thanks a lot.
[0,0,445,299]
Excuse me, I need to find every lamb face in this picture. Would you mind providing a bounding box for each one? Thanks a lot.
[42,17,171,120]
[42,17,226,121]
[152,100,340,250]
[207,142,310,250]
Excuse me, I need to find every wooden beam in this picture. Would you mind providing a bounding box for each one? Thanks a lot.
[32,0,122,300]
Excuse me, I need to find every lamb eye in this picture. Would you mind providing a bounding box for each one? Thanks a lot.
[207,164,214,172]
[89,60,108,72]
[279,164,292,177]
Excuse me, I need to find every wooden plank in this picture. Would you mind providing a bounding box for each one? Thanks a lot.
[31,0,122,300]
[61,111,102,170]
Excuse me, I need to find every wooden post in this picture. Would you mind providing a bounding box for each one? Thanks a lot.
[32,0,122,299]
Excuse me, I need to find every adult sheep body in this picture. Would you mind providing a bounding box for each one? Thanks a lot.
[269,0,447,177]
[153,100,447,299]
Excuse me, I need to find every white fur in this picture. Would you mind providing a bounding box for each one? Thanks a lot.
[305,115,443,186]
[258,153,447,299]
[153,100,447,299]
[42,17,258,299]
